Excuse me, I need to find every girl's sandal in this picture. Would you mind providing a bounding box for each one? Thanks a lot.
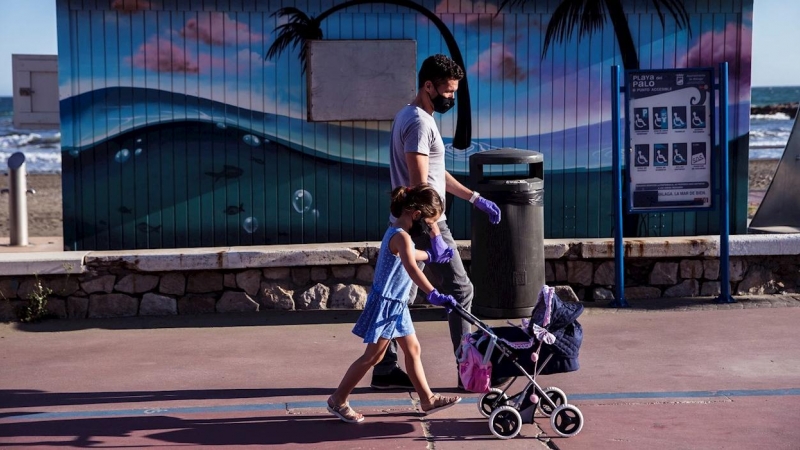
[421,394,462,415]
[327,397,365,423]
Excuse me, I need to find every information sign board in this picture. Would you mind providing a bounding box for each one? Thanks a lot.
[626,69,714,212]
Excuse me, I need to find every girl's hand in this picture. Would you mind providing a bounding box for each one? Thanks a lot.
[426,235,454,264]
[426,289,457,310]
[427,220,441,237]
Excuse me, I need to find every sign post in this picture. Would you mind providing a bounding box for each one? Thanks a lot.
[610,65,733,306]
[717,62,734,304]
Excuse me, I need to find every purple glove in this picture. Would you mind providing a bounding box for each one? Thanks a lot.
[426,289,457,310]
[475,196,501,225]
[425,234,454,264]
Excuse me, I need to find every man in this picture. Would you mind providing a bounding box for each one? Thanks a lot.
[371,54,502,390]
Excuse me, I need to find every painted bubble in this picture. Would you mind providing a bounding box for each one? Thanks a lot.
[310,209,321,219]
[292,189,313,213]
[242,216,259,234]
[68,149,80,157]
[134,148,143,156]
[135,137,144,144]
[242,134,260,146]
[114,149,131,163]
[216,122,227,129]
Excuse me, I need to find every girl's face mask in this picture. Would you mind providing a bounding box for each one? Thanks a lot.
[409,217,431,237]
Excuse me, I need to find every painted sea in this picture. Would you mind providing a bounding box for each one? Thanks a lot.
[1,86,798,174]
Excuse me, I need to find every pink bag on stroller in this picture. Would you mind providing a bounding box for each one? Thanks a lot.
[456,332,496,393]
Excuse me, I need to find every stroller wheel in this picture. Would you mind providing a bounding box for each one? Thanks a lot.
[478,388,509,418]
[550,404,584,437]
[538,387,568,417]
[489,405,523,440]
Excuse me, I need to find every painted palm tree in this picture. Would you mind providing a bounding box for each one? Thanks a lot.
[267,1,473,150]
[498,0,691,69]
[497,0,690,237]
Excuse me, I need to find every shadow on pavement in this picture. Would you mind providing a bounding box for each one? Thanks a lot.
[7,307,451,332]
[0,387,386,409]
[0,414,418,446]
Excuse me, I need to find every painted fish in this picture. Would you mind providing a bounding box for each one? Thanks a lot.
[251,156,265,165]
[136,223,162,233]
[205,164,244,183]
[224,203,245,215]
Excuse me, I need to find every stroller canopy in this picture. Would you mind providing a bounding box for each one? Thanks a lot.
[530,285,584,374]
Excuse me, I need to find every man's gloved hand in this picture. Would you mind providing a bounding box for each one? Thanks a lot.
[425,234,454,264]
[475,196,501,224]
[426,289,457,311]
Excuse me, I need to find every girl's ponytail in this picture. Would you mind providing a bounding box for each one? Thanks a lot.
[390,186,409,217]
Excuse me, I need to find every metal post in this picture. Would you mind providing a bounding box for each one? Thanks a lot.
[717,63,735,303]
[610,65,629,307]
[8,152,29,246]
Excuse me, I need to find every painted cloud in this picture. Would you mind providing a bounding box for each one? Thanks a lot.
[679,22,752,89]
[110,0,152,13]
[130,36,199,73]
[432,0,503,29]
[470,43,526,82]
[181,12,262,47]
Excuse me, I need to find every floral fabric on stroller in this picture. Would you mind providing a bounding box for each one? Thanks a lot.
[450,285,584,439]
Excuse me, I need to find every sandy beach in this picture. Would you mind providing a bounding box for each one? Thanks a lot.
[0,160,781,238]
[0,174,63,238]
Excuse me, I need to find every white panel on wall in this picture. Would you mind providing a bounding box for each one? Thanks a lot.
[12,54,60,129]
[306,40,416,122]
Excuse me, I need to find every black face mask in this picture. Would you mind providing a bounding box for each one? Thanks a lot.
[430,88,455,114]
[409,217,431,237]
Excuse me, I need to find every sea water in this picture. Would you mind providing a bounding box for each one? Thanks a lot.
[0,97,62,173]
[749,86,800,159]
[1,87,797,173]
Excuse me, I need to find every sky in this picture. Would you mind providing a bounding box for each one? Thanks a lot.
[0,0,798,96]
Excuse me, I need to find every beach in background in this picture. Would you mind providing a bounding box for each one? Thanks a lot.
[0,88,797,238]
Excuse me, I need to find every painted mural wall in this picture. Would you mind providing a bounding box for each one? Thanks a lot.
[56,0,753,250]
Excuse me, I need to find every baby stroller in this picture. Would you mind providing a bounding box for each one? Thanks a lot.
[450,285,584,439]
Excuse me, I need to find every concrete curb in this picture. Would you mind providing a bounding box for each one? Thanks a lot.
[1,234,797,275]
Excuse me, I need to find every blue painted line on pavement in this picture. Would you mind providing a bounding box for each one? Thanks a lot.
[4,387,799,422]
[570,388,800,401]
[4,403,286,421]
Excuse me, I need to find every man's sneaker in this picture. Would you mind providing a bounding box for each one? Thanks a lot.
[370,367,414,390]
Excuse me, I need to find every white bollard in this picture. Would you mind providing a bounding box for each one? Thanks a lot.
[8,152,29,246]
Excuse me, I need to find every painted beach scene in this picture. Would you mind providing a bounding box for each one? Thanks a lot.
[0,0,796,250]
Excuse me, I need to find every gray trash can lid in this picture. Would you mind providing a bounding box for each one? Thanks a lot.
[469,148,543,165]
[469,148,544,192]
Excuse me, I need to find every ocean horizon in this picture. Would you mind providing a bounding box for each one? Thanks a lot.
[1,86,798,174]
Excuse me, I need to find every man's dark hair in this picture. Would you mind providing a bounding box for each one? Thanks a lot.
[418,54,464,89]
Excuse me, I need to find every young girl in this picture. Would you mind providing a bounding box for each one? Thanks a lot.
[327,184,462,423]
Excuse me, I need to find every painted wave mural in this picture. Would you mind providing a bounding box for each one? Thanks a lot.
[57,0,754,249]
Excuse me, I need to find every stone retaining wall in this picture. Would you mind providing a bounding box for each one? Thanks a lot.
[1,235,798,321]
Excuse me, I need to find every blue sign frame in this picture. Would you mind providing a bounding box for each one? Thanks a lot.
[624,68,716,214]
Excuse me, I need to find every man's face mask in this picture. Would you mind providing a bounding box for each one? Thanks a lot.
[429,86,455,114]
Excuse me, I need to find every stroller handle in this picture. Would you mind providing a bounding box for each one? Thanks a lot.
[447,302,495,335]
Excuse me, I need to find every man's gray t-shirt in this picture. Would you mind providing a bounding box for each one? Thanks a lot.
[389,105,447,220]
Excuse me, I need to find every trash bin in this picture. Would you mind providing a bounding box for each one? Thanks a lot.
[469,148,544,318]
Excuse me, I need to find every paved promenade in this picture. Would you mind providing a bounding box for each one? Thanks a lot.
[2,295,799,449]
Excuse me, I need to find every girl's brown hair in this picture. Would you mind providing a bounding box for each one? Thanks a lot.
[390,184,444,219]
